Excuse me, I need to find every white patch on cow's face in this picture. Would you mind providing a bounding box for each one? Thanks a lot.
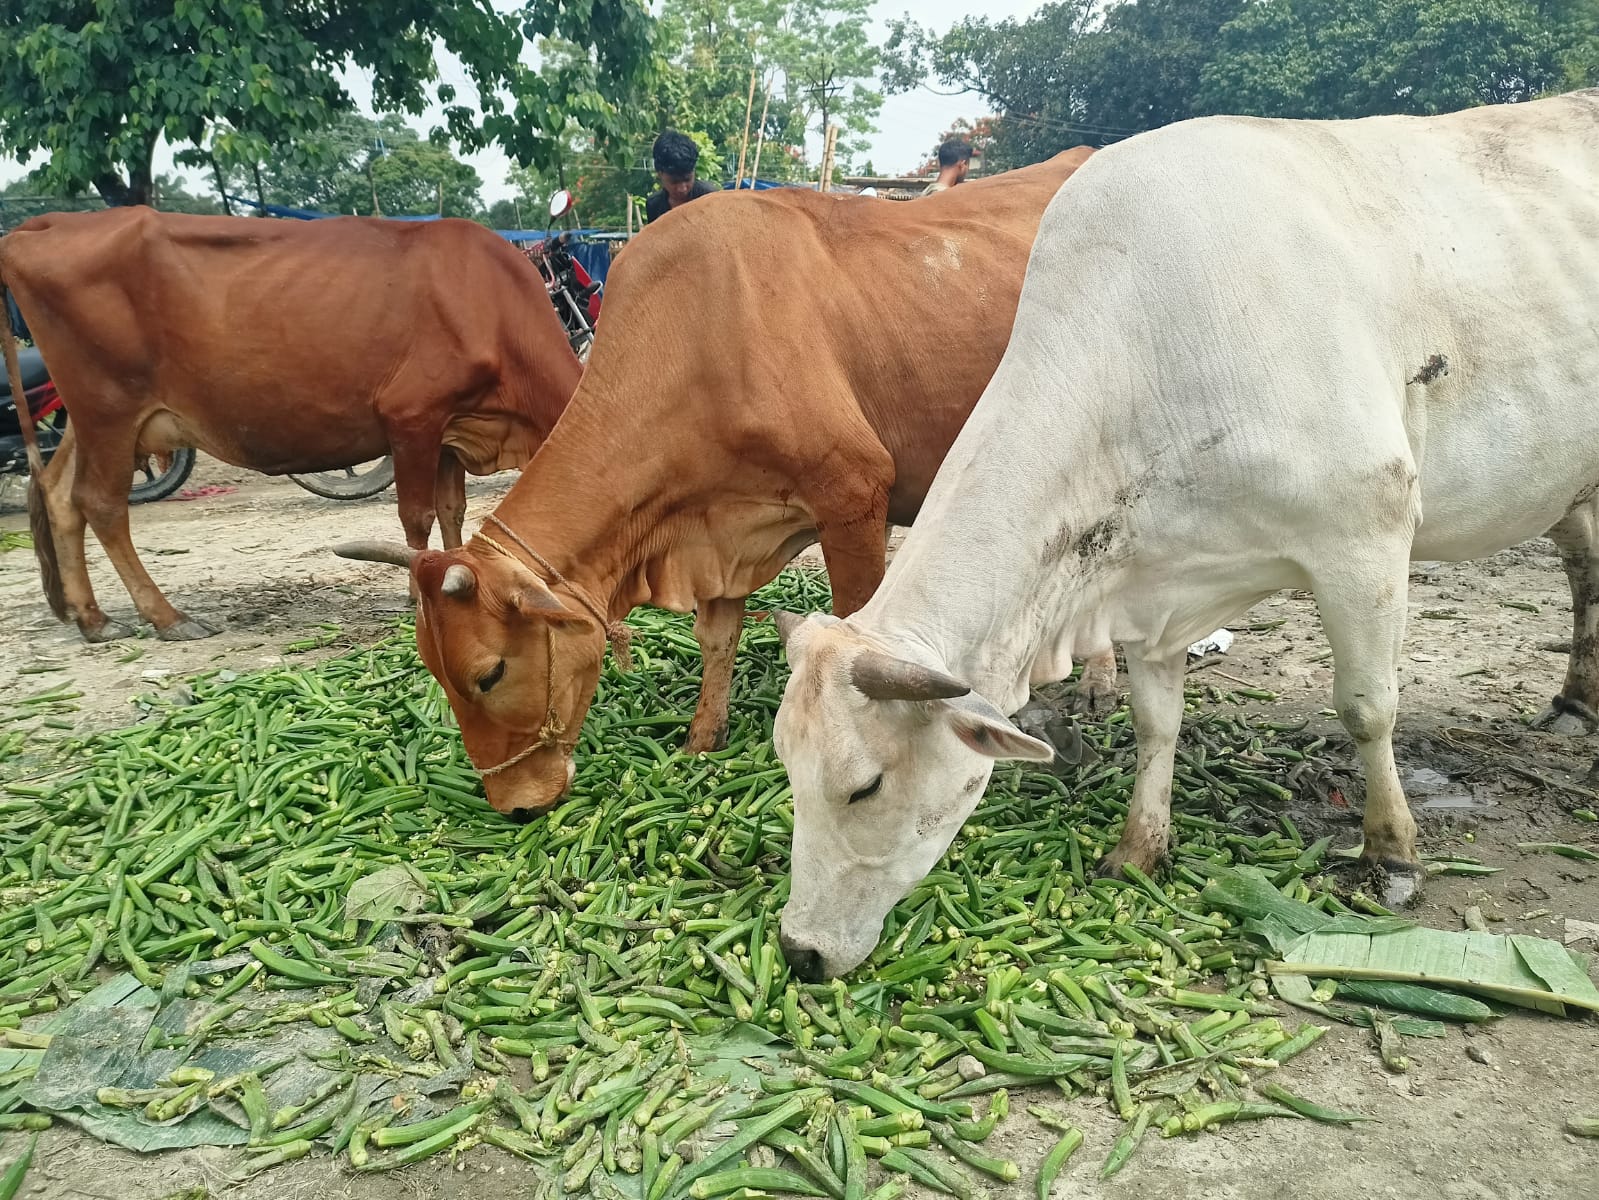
[773,619,1051,981]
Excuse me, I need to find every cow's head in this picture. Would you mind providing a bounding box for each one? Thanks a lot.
[333,540,606,815]
[772,613,1052,982]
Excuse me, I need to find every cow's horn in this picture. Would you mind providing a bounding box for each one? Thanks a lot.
[441,564,476,597]
[850,651,971,702]
[332,540,418,568]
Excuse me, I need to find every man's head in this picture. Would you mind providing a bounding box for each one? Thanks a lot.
[333,539,608,816]
[653,130,701,205]
[937,139,975,183]
[771,613,1053,982]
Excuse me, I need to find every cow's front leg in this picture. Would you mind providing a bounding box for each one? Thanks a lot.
[435,449,468,550]
[811,479,891,617]
[389,440,442,603]
[1535,495,1599,735]
[1098,653,1185,877]
[688,596,747,752]
[1317,555,1420,905]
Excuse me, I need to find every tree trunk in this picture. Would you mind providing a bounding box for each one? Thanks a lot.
[251,163,268,214]
[92,130,158,207]
[209,151,234,216]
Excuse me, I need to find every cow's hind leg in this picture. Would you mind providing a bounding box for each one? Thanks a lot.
[688,596,747,752]
[1315,553,1419,905]
[1532,494,1599,735]
[436,450,468,550]
[74,433,213,640]
[1098,652,1186,877]
[32,429,133,641]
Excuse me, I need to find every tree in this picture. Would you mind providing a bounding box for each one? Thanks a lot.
[882,2,1103,171]
[776,0,883,174]
[884,0,1599,172]
[1199,0,1599,118]
[0,0,655,208]
[1074,0,1246,132]
[244,113,481,218]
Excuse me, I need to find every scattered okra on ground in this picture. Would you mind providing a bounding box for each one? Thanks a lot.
[2,568,1491,1195]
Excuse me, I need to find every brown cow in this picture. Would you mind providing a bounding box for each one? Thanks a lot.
[338,150,1110,814]
[0,207,579,643]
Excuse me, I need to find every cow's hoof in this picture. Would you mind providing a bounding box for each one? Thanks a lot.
[1531,698,1596,736]
[1096,840,1166,880]
[1360,858,1423,908]
[158,617,218,641]
[81,619,136,644]
[1071,678,1120,717]
[686,725,729,753]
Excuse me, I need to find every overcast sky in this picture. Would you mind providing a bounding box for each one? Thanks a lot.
[0,1,1043,206]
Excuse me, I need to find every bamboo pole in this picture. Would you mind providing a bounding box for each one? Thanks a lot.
[749,72,774,185]
[735,68,757,188]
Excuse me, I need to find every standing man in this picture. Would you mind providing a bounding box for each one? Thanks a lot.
[922,139,975,195]
[645,131,720,224]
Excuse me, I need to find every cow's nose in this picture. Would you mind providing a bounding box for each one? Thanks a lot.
[779,932,826,983]
[507,807,538,826]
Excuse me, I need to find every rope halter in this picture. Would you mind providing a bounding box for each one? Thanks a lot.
[468,513,632,780]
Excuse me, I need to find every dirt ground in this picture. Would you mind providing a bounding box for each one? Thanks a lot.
[1,457,1596,1199]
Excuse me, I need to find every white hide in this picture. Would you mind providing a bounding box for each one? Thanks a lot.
[776,92,1599,979]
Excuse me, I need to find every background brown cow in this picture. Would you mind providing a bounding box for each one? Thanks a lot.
[341,150,1113,816]
[0,208,579,642]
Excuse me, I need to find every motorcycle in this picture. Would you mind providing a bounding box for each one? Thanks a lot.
[0,343,397,501]
[1,345,196,503]
[530,189,604,362]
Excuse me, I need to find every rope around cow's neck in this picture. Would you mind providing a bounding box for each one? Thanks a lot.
[467,514,631,781]
[479,513,633,671]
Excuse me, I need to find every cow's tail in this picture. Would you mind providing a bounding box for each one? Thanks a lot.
[1,264,67,622]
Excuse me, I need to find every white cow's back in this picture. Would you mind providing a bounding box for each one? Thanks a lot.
[871,90,1599,696]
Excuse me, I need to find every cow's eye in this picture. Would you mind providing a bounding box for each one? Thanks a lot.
[848,774,883,804]
[477,659,506,693]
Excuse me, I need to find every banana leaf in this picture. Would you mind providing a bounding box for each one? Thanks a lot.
[1270,927,1599,1016]
[1269,974,1447,1037]
[1206,865,1599,1016]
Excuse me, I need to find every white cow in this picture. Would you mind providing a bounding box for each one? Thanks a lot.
[771,90,1599,983]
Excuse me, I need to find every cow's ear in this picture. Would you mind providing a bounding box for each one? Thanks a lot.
[772,611,839,661]
[946,695,1054,762]
[508,581,587,623]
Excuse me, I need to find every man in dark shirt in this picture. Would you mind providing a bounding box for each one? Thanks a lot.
[644,130,720,224]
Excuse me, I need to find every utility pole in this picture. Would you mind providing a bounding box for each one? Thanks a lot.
[818,125,839,192]
[806,69,844,177]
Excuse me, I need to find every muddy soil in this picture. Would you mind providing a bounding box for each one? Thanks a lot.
[1,457,1596,1199]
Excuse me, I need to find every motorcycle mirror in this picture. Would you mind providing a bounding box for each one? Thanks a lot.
[549,189,574,220]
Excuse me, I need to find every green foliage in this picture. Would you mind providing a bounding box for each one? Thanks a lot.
[0,0,654,208]
[239,112,480,218]
[1198,0,1599,118]
[883,2,1105,171]
[884,0,1599,172]
[566,0,886,220]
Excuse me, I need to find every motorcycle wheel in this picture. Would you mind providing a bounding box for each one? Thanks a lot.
[287,456,396,500]
[129,447,197,504]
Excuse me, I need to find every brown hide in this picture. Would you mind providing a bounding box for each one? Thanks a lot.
[0,207,579,641]
[409,149,1096,813]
